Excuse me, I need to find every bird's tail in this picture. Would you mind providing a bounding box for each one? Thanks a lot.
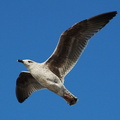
[62,89,78,105]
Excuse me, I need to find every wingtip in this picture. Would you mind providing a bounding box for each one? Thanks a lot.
[17,99,24,103]
[112,11,117,14]
[109,11,117,16]
[16,94,28,103]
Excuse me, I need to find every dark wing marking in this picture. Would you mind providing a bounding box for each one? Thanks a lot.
[45,11,117,80]
[16,71,44,103]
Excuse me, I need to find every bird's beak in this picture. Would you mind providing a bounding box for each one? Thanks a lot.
[18,59,23,63]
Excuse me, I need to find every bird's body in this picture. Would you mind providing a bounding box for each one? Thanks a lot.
[29,62,62,92]
[16,11,117,105]
[17,60,77,105]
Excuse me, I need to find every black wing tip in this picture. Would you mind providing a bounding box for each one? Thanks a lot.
[17,97,28,103]
[105,11,117,17]
[16,90,28,103]
[88,11,117,21]
[101,11,117,20]
[98,11,117,16]
[17,99,25,103]
[108,11,117,14]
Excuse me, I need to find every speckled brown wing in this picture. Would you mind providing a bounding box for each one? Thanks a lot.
[45,11,117,80]
[16,71,45,103]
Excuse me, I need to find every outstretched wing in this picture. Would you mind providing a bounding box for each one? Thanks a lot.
[16,71,45,103]
[45,11,117,80]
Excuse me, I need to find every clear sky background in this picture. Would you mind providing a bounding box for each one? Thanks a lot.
[0,0,120,120]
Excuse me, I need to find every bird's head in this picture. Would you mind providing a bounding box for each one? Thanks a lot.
[18,59,36,70]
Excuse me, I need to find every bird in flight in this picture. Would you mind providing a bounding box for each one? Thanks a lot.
[16,11,117,105]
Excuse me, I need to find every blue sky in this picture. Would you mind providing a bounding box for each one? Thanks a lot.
[0,0,120,120]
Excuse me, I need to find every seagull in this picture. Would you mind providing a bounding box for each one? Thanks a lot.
[16,11,117,105]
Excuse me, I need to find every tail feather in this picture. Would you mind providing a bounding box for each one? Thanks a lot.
[62,89,78,105]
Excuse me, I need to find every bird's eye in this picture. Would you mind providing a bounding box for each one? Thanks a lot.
[28,61,33,63]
